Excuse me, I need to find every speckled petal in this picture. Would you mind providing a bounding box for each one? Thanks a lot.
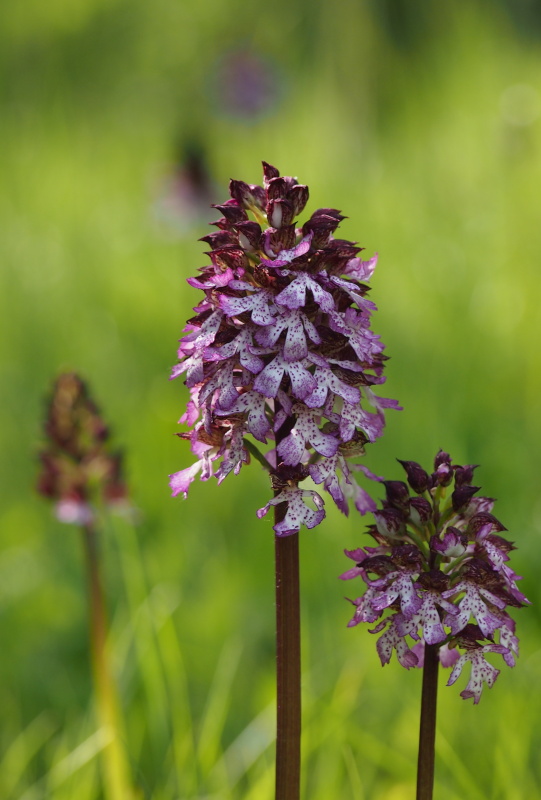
[372,573,422,619]
[257,486,326,535]
[330,276,377,311]
[169,460,203,498]
[216,390,270,442]
[215,425,248,484]
[220,289,276,325]
[304,366,360,408]
[343,253,378,281]
[365,388,403,412]
[260,233,313,267]
[253,355,286,397]
[339,403,385,442]
[418,596,447,645]
[206,326,264,374]
[346,588,381,625]
[375,616,418,669]
[287,360,317,400]
[275,273,334,312]
[278,406,339,465]
[443,581,505,637]
[283,312,309,362]
[447,647,504,704]
[178,309,224,355]
[342,479,377,515]
[170,352,205,387]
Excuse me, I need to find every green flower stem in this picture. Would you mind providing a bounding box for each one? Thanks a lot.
[244,438,273,471]
[82,523,133,800]
[442,552,470,575]
[436,505,456,533]
[274,526,301,800]
[405,525,430,559]
[416,643,439,800]
[250,205,269,227]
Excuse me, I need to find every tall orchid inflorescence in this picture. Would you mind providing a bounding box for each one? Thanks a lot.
[36,373,135,800]
[37,373,129,525]
[341,451,529,703]
[169,162,400,533]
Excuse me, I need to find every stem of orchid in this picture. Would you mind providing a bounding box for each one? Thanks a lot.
[273,395,301,800]
[274,527,301,800]
[416,643,439,800]
[82,523,132,800]
[405,525,430,558]
[244,438,273,471]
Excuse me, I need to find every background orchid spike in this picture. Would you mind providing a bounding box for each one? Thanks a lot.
[170,162,400,535]
[37,373,129,524]
[341,451,529,703]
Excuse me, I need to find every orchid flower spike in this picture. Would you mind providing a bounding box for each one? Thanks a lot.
[341,452,529,703]
[170,162,400,535]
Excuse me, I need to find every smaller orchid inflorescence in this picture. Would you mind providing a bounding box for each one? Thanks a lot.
[341,452,529,703]
[169,162,400,535]
[37,373,129,525]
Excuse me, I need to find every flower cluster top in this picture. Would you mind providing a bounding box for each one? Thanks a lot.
[37,373,128,525]
[341,452,529,702]
[169,162,400,535]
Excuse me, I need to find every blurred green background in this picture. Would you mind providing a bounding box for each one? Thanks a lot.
[2,0,541,797]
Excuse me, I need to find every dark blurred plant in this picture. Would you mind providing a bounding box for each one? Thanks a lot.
[154,140,218,238]
[37,373,135,800]
[169,162,399,800]
[341,451,529,799]
[37,372,129,524]
[152,136,215,237]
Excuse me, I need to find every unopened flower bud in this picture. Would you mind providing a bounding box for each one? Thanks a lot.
[451,484,481,512]
[397,459,429,494]
[229,179,266,210]
[383,480,410,511]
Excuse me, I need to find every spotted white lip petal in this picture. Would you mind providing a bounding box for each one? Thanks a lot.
[275,272,335,312]
[278,406,339,466]
[220,288,276,326]
[258,486,325,536]
[215,390,270,443]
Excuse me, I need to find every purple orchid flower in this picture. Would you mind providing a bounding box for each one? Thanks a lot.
[341,452,529,702]
[170,162,399,534]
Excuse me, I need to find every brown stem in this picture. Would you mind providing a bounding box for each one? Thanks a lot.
[273,393,301,800]
[274,528,301,800]
[416,644,439,800]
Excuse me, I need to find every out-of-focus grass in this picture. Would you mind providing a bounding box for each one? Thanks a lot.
[1,1,541,797]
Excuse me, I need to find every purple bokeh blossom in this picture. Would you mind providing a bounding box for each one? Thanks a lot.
[341,452,529,702]
[170,162,400,534]
[212,50,282,120]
